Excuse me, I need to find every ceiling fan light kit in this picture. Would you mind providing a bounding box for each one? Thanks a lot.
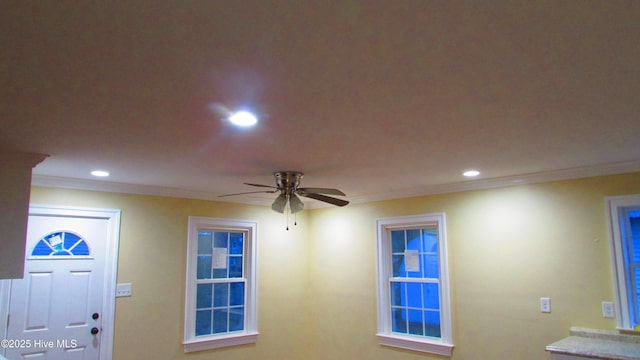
[220,171,349,214]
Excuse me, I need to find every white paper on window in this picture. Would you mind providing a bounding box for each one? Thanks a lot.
[404,250,420,272]
[212,247,228,269]
[49,235,63,247]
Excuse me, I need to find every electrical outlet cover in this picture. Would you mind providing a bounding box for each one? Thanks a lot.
[116,283,132,297]
[540,297,551,313]
[602,301,615,318]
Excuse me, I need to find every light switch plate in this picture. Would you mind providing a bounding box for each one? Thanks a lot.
[116,283,132,297]
[540,297,551,313]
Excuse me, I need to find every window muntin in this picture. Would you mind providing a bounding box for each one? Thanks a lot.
[195,231,246,336]
[376,214,453,356]
[30,231,91,258]
[390,227,441,338]
[184,217,258,352]
[608,195,640,330]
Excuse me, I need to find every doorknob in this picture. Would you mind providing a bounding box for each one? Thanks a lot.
[92,313,99,320]
[91,327,100,335]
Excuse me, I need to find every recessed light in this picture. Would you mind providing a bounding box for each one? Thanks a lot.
[228,111,258,127]
[91,170,110,177]
[463,170,480,177]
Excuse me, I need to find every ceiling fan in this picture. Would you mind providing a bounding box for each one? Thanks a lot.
[220,171,349,213]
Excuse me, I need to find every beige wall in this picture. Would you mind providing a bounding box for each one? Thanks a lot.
[26,171,640,359]
[28,188,313,360]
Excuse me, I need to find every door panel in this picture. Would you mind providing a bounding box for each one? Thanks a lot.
[25,272,53,331]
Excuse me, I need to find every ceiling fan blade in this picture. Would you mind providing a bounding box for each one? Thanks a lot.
[289,194,304,213]
[297,187,346,196]
[271,194,287,213]
[219,190,278,197]
[301,193,349,207]
[244,182,278,189]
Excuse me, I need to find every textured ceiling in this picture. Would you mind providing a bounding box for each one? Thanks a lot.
[2,1,640,208]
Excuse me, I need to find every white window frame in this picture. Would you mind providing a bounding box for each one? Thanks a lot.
[375,213,454,356]
[183,217,258,352]
[606,194,640,331]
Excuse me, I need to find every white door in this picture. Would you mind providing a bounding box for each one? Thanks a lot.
[3,206,120,360]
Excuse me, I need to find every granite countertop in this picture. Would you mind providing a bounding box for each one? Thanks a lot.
[546,327,640,360]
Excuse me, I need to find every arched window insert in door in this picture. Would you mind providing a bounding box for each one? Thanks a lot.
[30,231,91,257]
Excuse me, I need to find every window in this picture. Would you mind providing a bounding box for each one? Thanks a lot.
[31,231,90,257]
[183,217,258,352]
[607,195,640,331]
[376,213,453,356]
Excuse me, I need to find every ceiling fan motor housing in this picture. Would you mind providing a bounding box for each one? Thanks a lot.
[274,171,303,194]
[219,171,348,213]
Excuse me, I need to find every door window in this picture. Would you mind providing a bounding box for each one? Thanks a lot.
[30,231,91,257]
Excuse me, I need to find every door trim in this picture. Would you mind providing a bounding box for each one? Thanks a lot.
[1,205,121,360]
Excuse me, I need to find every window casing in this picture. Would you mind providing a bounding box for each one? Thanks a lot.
[184,217,258,352]
[376,213,453,356]
[607,195,640,331]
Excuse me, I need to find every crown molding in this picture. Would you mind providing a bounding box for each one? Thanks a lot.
[346,160,640,205]
[30,175,273,207]
[31,160,640,208]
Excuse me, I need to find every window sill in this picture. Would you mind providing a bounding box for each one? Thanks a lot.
[617,327,640,335]
[377,333,454,356]
[183,332,259,353]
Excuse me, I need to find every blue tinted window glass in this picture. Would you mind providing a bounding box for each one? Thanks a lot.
[392,254,405,277]
[622,210,640,325]
[63,232,81,250]
[214,283,229,307]
[391,230,405,253]
[71,240,90,255]
[422,254,439,278]
[229,233,243,255]
[390,282,404,307]
[230,282,245,306]
[424,311,441,338]
[386,221,445,341]
[198,232,212,255]
[406,230,421,251]
[391,307,407,334]
[214,232,228,249]
[423,283,440,310]
[407,265,421,278]
[229,257,243,278]
[197,284,212,309]
[636,267,640,321]
[408,309,424,335]
[630,217,640,262]
[422,229,438,252]
[32,240,52,256]
[229,308,244,331]
[213,309,228,333]
[31,231,91,257]
[195,310,212,336]
[406,282,421,308]
[197,256,212,279]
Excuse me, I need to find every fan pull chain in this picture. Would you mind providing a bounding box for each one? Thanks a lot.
[284,200,298,231]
